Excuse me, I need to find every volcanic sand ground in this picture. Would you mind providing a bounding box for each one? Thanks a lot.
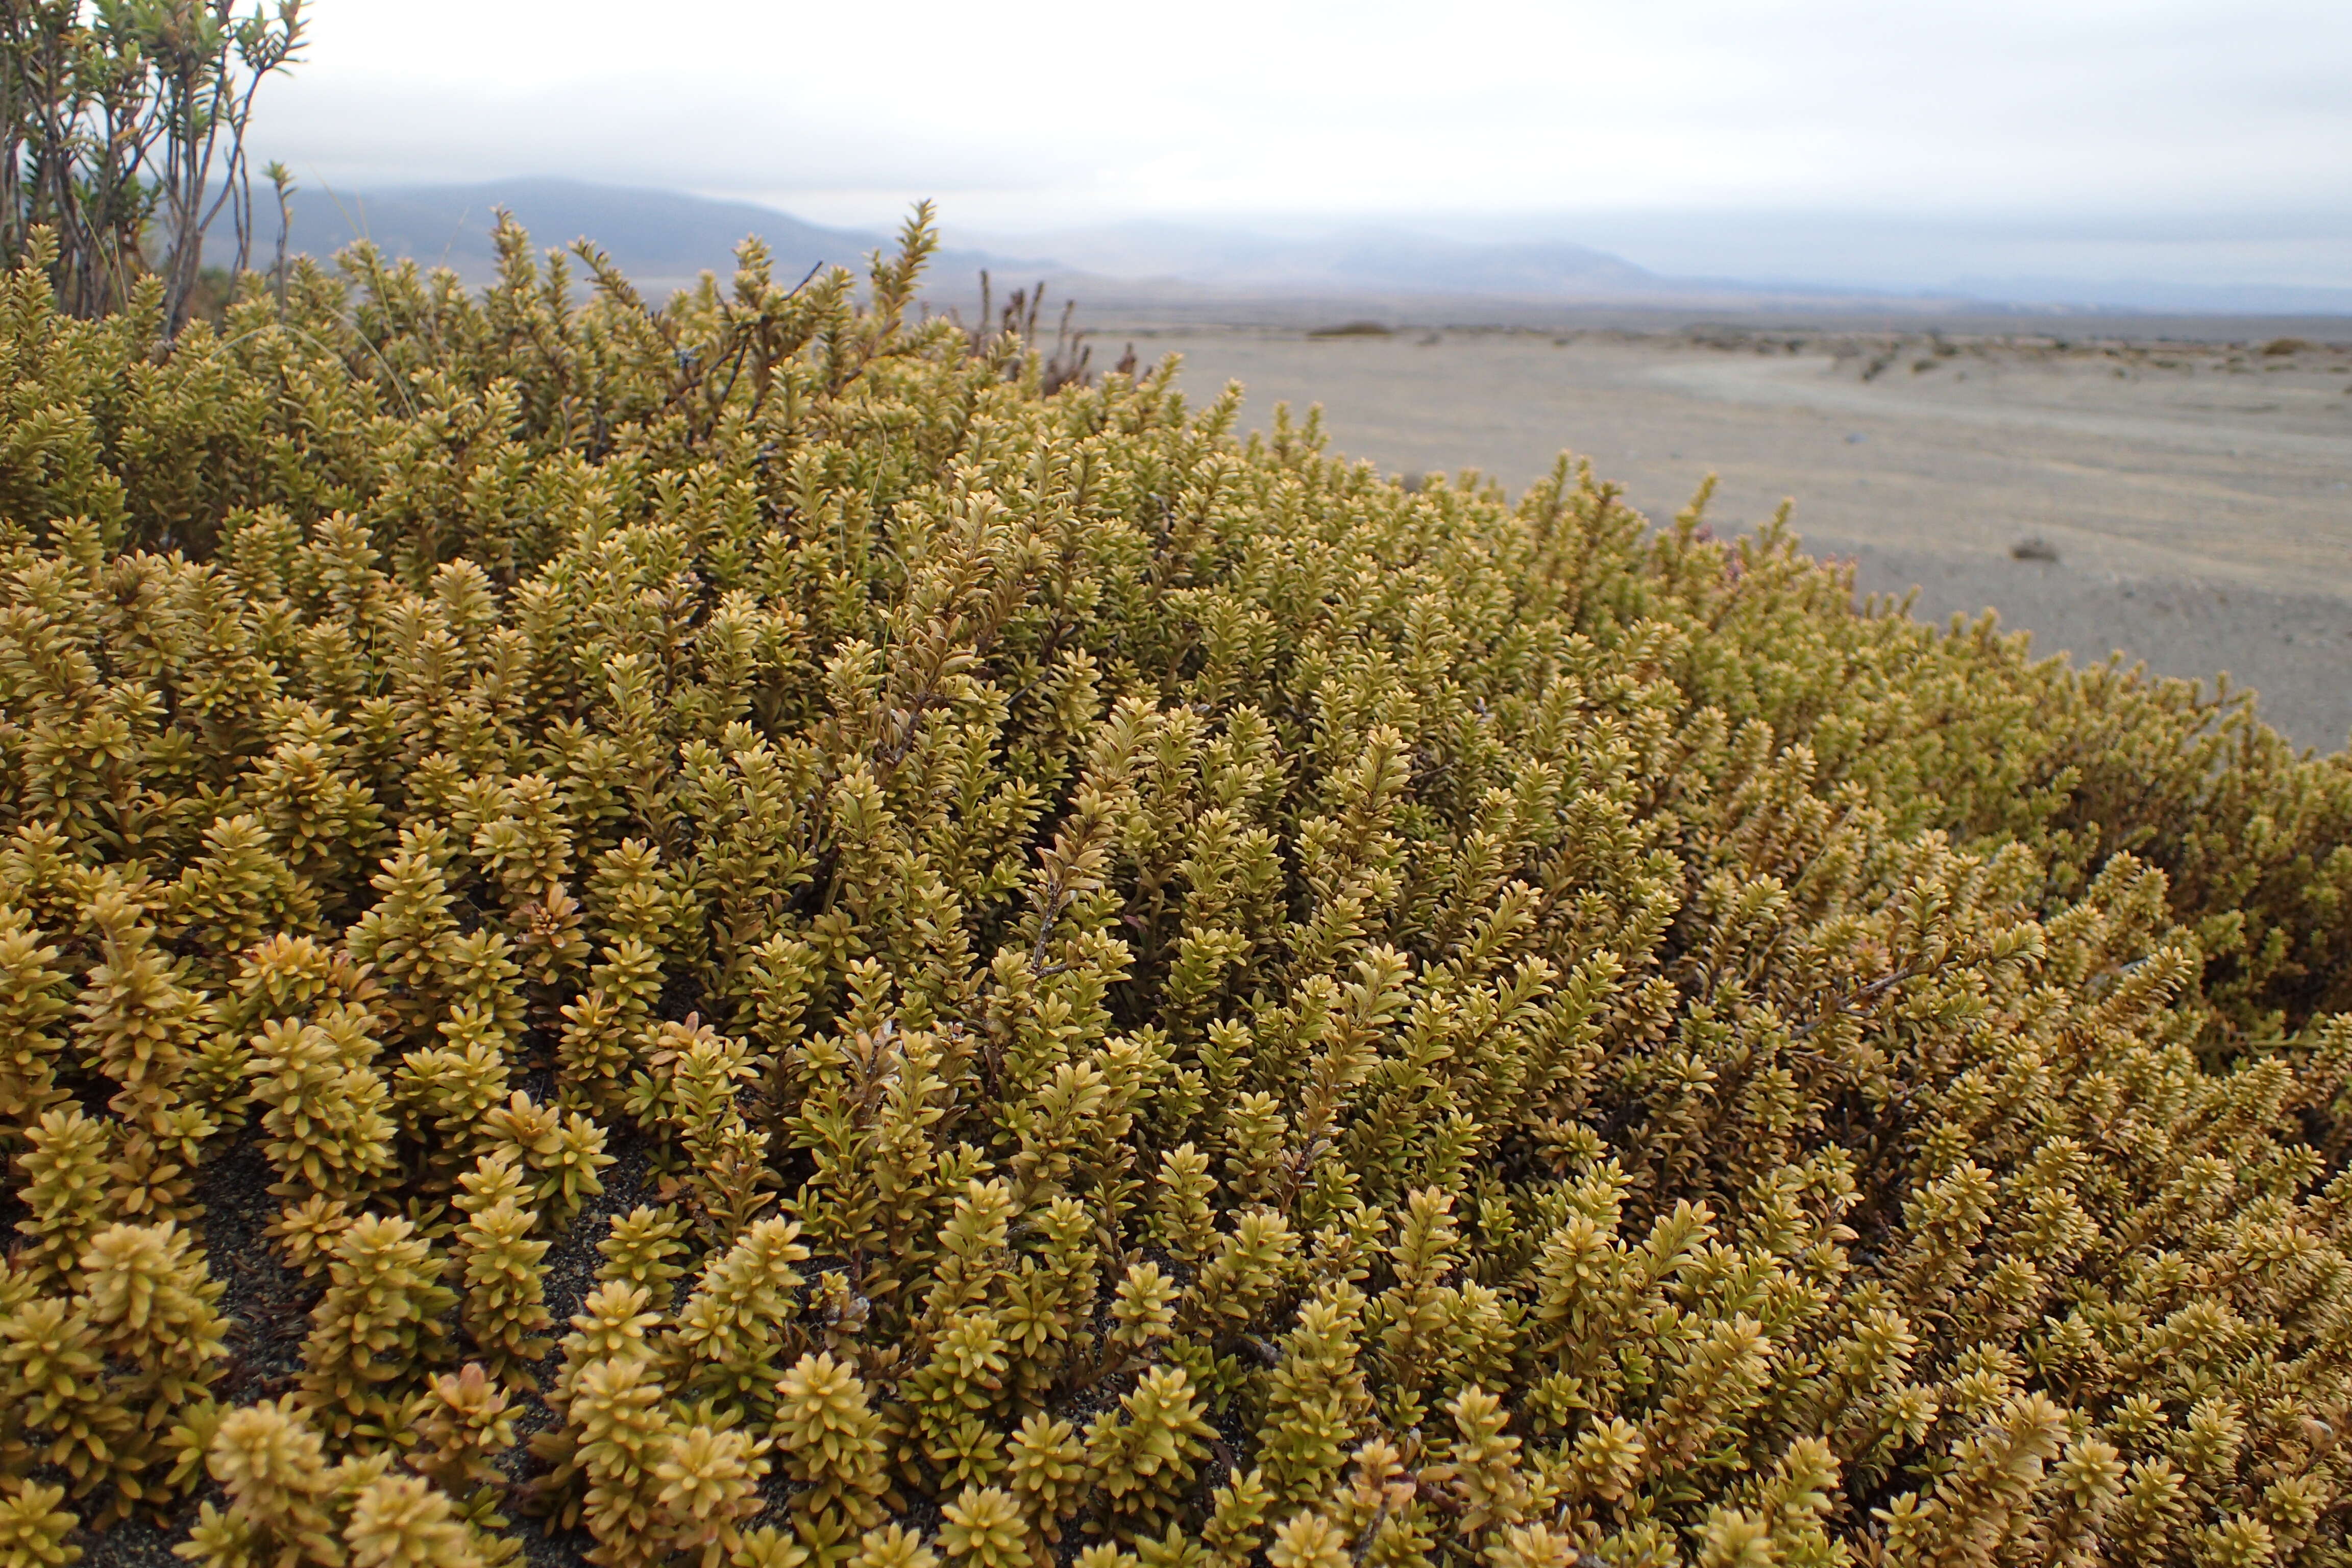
[1104,322,2352,751]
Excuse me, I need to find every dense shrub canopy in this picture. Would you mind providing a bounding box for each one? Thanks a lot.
[0,212,2348,1568]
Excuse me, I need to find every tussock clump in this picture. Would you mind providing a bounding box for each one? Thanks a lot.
[1,209,2350,1566]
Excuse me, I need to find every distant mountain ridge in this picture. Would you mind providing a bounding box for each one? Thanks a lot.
[275,180,1730,308]
[275,179,2351,320]
[1948,274,2352,316]
[962,219,1660,297]
[282,177,1043,296]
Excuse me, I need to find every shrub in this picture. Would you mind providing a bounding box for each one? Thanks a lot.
[0,209,2348,1566]
[297,1214,459,1443]
[0,1476,79,1566]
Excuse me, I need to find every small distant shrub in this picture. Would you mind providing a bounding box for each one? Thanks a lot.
[0,208,2347,1567]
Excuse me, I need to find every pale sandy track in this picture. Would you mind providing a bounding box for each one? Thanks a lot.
[1109,325,2352,749]
[1646,355,2352,467]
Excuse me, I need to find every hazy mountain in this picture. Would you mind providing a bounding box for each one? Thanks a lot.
[982,214,2352,316]
[280,177,1044,297]
[1949,275,2352,315]
[270,180,2349,320]
[965,220,1658,297]
[275,183,1692,307]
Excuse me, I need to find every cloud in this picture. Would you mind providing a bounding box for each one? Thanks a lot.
[256,0,2352,237]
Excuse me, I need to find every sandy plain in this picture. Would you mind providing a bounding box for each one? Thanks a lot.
[1099,321,2352,750]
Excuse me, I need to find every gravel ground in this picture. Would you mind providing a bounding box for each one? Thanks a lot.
[1827,541,2352,750]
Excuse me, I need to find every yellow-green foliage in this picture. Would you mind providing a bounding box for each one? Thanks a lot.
[0,209,2348,1568]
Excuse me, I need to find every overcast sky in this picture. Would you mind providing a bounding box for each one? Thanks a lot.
[262,1,2352,286]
